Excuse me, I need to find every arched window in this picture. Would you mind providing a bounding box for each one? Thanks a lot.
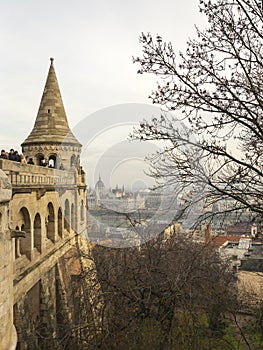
[64,200,70,233]
[19,207,31,260]
[34,213,41,252]
[71,203,75,232]
[36,154,45,166]
[47,203,55,242]
[48,155,57,168]
[70,154,77,167]
[58,208,63,238]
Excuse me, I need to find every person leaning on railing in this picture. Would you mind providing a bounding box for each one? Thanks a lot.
[0,150,8,159]
[20,154,27,164]
[27,158,34,165]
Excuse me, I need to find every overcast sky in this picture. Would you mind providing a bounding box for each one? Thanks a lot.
[1,0,207,188]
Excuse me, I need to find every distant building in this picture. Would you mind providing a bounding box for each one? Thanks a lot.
[239,243,263,272]
[218,238,252,271]
[226,222,260,236]
[90,176,145,212]
[95,175,106,198]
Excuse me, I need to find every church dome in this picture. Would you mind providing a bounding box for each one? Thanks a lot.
[95,175,105,190]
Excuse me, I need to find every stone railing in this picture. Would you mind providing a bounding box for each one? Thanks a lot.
[0,159,77,187]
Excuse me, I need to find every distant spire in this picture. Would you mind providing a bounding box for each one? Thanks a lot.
[22,58,80,146]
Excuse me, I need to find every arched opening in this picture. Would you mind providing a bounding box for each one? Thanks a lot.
[48,154,57,168]
[64,200,70,233]
[58,208,63,238]
[19,207,31,260]
[71,203,75,232]
[36,154,46,166]
[34,213,41,252]
[47,202,55,242]
[70,154,77,167]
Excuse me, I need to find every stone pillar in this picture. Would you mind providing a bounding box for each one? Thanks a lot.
[38,267,59,349]
[0,169,17,350]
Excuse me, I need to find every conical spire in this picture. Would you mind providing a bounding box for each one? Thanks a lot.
[22,58,80,146]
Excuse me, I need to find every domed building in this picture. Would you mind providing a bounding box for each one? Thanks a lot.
[95,175,106,201]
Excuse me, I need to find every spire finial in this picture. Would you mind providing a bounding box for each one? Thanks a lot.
[50,57,54,64]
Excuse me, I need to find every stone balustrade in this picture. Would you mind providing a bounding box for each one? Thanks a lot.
[0,159,77,187]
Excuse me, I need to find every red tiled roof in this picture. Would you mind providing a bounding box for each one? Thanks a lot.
[207,235,245,248]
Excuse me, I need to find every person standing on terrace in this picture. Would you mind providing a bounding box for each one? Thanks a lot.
[9,149,16,161]
[0,150,7,159]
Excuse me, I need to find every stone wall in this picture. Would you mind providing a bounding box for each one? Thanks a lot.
[0,156,87,349]
[13,239,100,350]
[0,169,17,350]
[14,261,69,349]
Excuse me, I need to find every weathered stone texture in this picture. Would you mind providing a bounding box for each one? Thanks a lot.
[0,172,16,350]
[0,59,88,349]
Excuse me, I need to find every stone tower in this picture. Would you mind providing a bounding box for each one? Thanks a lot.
[21,58,81,170]
[0,59,87,348]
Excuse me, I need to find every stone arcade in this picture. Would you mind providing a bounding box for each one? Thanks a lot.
[0,59,87,349]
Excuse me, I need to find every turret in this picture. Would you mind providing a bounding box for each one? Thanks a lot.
[21,58,81,170]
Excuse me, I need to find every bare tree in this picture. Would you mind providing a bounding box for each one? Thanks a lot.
[133,0,263,225]
[88,234,245,350]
